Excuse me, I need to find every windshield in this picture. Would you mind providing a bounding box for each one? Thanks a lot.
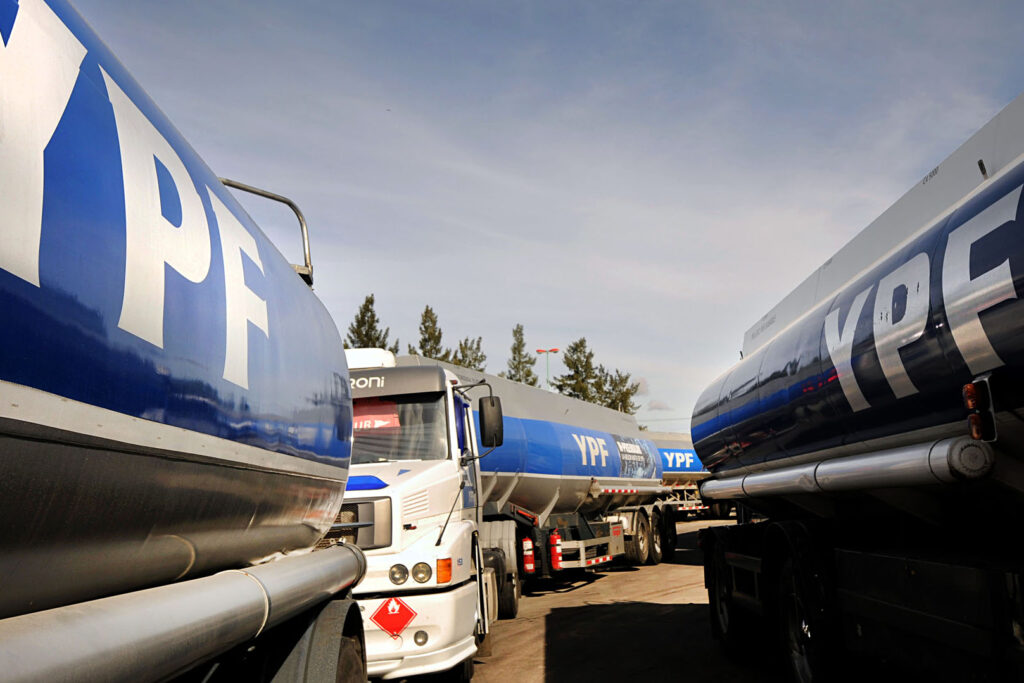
[351,392,450,464]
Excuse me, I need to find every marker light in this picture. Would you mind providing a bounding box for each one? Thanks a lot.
[963,383,979,411]
[412,562,432,583]
[436,558,452,584]
[389,564,409,585]
[968,414,985,441]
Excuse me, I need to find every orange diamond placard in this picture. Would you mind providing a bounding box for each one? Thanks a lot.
[370,597,417,638]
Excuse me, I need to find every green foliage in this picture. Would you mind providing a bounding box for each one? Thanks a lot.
[501,324,538,385]
[344,294,398,353]
[552,337,598,401]
[596,365,640,414]
[451,336,487,371]
[407,305,451,361]
[553,337,640,414]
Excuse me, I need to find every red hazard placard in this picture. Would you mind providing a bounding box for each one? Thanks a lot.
[370,596,417,638]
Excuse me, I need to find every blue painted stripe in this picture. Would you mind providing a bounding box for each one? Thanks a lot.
[346,475,388,491]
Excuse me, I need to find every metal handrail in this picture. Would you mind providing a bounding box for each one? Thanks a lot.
[219,177,313,287]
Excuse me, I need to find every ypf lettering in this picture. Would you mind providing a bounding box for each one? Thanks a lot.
[210,193,268,389]
[943,186,1021,375]
[101,67,212,348]
[824,287,873,412]
[873,252,930,399]
[0,0,87,285]
[572,434,608,467]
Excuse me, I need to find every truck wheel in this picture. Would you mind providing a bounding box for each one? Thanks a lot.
[443,657,474,682]
[497,572,520,619]
[710,502,732,519]
[335,633,365,682]
[776,558,830,683]
[624,512,650,565]
[646,512,663,565]
[661,509,677,557]
[708,543,746,650]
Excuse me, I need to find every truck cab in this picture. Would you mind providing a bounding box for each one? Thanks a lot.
[329,349,501,681]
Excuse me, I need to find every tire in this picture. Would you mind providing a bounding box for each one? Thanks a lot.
[707,542,747,651]
[335,632,365,683]
[442,657,474,682]
[646,512,664,565]
[776,558,831,683]
[497,571,520,619]
[662,508,677,557]
[624,512,650,565]
[710,502,732,519]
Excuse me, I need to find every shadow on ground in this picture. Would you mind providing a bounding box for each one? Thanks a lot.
[522,570,606,597]
[670,528,706,567]
[542,601,784,683]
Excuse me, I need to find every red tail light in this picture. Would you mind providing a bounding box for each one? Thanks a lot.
[522,537,535,574]
[549,530,563,571]
[963,383,978,411]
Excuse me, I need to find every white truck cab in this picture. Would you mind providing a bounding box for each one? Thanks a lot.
[330,350,503,681]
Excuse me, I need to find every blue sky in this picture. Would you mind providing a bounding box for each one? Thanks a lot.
[73,0,1024,432]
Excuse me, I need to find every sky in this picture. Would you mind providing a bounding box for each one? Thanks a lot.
[73,0,1024,433]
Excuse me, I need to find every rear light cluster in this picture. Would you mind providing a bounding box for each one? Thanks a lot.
[388,559,452,585]
[963,378,996,442]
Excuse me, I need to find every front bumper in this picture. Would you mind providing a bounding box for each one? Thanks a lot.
[359,580,479,679]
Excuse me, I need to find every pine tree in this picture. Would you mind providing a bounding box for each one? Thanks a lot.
[501,324,538,385]
[597,365,640,414]
[344,294,398,353]
[451,336,487,371]
[552,337,599,401]
[407,305,450,361]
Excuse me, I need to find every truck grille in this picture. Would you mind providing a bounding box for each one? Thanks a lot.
[317,497,391,550]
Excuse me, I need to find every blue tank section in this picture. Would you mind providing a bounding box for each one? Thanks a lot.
[659,447,705,475]
[0,0,351,618]
[477,414,662,481]
[692,155,1024,474]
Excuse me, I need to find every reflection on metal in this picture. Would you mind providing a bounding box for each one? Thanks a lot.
[700,438,995,500]
[0,543,366,683]
[219,177,314,286]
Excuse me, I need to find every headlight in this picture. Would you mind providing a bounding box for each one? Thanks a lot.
[412,562,432,583]
[389,564,409,585]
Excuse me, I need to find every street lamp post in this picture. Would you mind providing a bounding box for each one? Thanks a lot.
[535,348,559,390]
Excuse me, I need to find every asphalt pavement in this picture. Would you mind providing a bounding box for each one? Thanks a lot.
[470,518,783,683]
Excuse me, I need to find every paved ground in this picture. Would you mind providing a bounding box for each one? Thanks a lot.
[469,518,783,683]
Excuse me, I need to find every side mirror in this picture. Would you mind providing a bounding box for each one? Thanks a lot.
[478,396,503,448]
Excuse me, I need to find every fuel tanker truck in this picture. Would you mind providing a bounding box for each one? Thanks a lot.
[650,431,719,518]
[0,1,366,680]
[693,92,1024,681]
[318,351,681,678]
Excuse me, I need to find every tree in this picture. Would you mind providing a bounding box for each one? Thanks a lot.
[407,305,451,361]
[553,337,640,414]
[451,336,487,371]
[499,324,538,385]
[344,294,398,353]
[552,337,599,401]
[596,365,640,415]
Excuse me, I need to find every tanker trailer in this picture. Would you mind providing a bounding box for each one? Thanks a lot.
[693,92,1024,681]
[650,431,719,518]
[0,1,365,680]
[397,356,678,619]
